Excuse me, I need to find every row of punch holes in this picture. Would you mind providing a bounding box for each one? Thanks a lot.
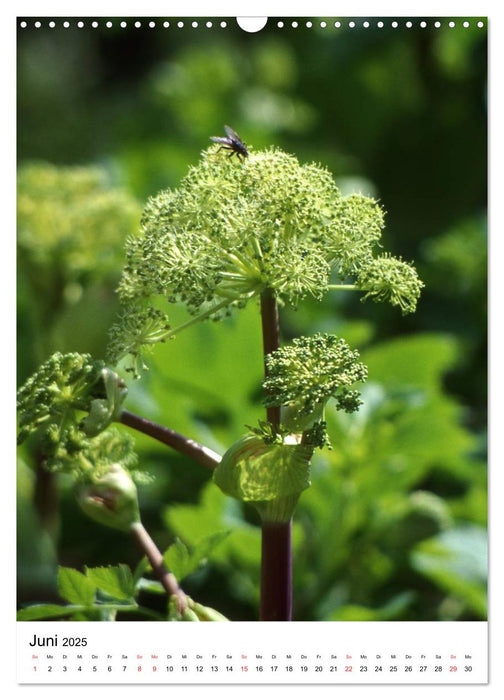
[19,19,486,30]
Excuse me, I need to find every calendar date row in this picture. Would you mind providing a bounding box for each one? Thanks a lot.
[32,663,474,674]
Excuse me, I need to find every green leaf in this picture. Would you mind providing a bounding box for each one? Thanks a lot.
[70,609,116,622]
[132,556,150,584]
[57,567,96,605]
[163,539,192,582]
[191,530,230,567]
[411,526,487,618]
[327,592,415,621]
[85,565,135,601]
[165,481,261,570]
[162,532,230,582]
[17,604,85,621]
[362,334,459,391]
[135,577,166,595]
[17,600,145,621]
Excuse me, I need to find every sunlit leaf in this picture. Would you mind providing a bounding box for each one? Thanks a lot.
[57,567,96,606]
[85,565,135,601]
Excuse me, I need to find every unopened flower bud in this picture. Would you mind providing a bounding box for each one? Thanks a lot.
[80,368,128,437]
[76,463,141,532]
[189,599,229,621]
[181,607,200,622]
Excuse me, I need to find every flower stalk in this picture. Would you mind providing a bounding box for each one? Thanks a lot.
[260,289,281,430]
[259,289,292,621]
[260,520,292,621]
[119,410,221,471]
[130,521,188,614]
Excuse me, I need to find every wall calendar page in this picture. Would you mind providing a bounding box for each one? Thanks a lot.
[17,621,487,683]
[15,7,489,690]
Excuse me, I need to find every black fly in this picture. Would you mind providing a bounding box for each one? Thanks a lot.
[210,125,249,161]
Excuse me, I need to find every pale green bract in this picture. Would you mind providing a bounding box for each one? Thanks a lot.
[214,434,313,503]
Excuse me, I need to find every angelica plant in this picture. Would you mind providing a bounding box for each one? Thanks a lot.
[18,138,423,622]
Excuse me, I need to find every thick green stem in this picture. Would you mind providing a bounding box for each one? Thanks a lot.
[119,410,221,470]
[259,289,292,621]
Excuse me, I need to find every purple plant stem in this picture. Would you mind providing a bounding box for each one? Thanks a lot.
[260,289,281,430]
[259,289,292,621]
[119,409,221,471]
[260,520,292,621]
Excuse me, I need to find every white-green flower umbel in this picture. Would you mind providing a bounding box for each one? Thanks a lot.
[109,146,423,372]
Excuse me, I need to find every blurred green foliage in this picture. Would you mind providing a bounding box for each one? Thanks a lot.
[17,162,141,378]
[17,19,486,621]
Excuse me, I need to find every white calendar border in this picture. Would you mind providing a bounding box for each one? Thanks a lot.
[5,0,503,697]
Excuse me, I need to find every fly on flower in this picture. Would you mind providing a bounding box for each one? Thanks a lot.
[210,125,249,161]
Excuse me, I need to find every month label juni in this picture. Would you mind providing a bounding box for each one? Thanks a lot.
[18,621,488,684]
